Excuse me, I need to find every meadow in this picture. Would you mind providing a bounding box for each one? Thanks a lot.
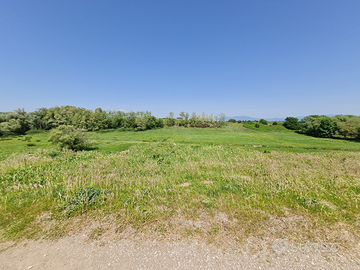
[1,123,360,246]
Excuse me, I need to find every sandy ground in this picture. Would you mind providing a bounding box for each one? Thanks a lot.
[1,235,360,270]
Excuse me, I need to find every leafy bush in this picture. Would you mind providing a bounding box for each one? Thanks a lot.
[165,118,176,126]
[0,110,30,136]
[272,121,278,125]
[333,115,360,139]
[300,115,335,138]
[228,119,237,123]
[63,187,102,215]
[283,117,301,130]
[48,125,97,151]
[318,117,335,138]
[156,118,164,128]
[255,123,260,128]
[29,107,51,130]
[259,119,268,125]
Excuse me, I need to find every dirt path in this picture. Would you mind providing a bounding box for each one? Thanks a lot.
[1,235,359,270]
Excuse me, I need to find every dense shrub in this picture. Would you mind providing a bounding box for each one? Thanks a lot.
[259,119,268,125]
[333,115,360,139]
[29,108,51,130]
[228,119,237,123]
[283,117,300,130]
[272,121,278,125]
[300,115,336,138]
[318,117,335,138]
[48,125,97,151]
[166,112,226,128]
[0,109,30,136]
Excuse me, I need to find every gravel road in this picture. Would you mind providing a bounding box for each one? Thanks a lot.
[1,235,359,269]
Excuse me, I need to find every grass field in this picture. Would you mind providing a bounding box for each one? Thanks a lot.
[1,123,360,160]
[1,123,360,245]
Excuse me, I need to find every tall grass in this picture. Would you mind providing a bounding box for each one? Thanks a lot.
[1,143,359,242]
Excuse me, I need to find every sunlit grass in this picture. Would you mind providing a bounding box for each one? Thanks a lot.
[1,123,360,161]
[1,139,360,243]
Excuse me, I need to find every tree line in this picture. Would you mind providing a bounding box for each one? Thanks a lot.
[164,112,226,128]
[0,106,226,136]
[283,115,360,140]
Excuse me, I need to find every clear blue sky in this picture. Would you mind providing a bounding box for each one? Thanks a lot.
[1,0,359,118]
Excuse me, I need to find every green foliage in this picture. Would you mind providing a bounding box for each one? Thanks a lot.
[318,117,335,138]
[166,112,226,128]
[255,123,260,128]
[28,108,51,130]
[0,110,30,136]
[63,187,102,214]
[165,117,176,126]
[333,115,360,139]
[283,117,300,130]
[259,119,268,125]
[300,115,336,138]
[272,121,278,125]
[156,118,164,128]
[41,106,164,132]
[300,115,319,136]
[228,118,237,123]
[179,111,189,121]
[48,125,97,151]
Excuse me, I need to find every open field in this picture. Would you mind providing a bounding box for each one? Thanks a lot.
[0,123,360,253]
[1,123,360,161]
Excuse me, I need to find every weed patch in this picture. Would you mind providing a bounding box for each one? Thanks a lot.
[60,187,103,216]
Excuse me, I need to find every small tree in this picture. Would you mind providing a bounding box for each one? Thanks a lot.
[317,117,335,138]
[228,119,237,123]
[259,119,268,125]
[283,117,301,130]
[49,125,97,151]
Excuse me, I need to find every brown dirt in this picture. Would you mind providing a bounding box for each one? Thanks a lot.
[1,234,359,270]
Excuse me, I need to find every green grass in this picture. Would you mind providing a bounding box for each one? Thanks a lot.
[0,124,360,244]
[91,123,360,153]
[2,123,359,160]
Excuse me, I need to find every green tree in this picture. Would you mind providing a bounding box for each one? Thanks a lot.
[317,117,335,138]
[156,118,164,128]
[259,119,268,125]
[300,115,336,138]
[228,119,237,123]
[0,109,30,136]
[334,116,360,139]
[48,125,97,151]
[29,108,51,130]
[283,117,301,130]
